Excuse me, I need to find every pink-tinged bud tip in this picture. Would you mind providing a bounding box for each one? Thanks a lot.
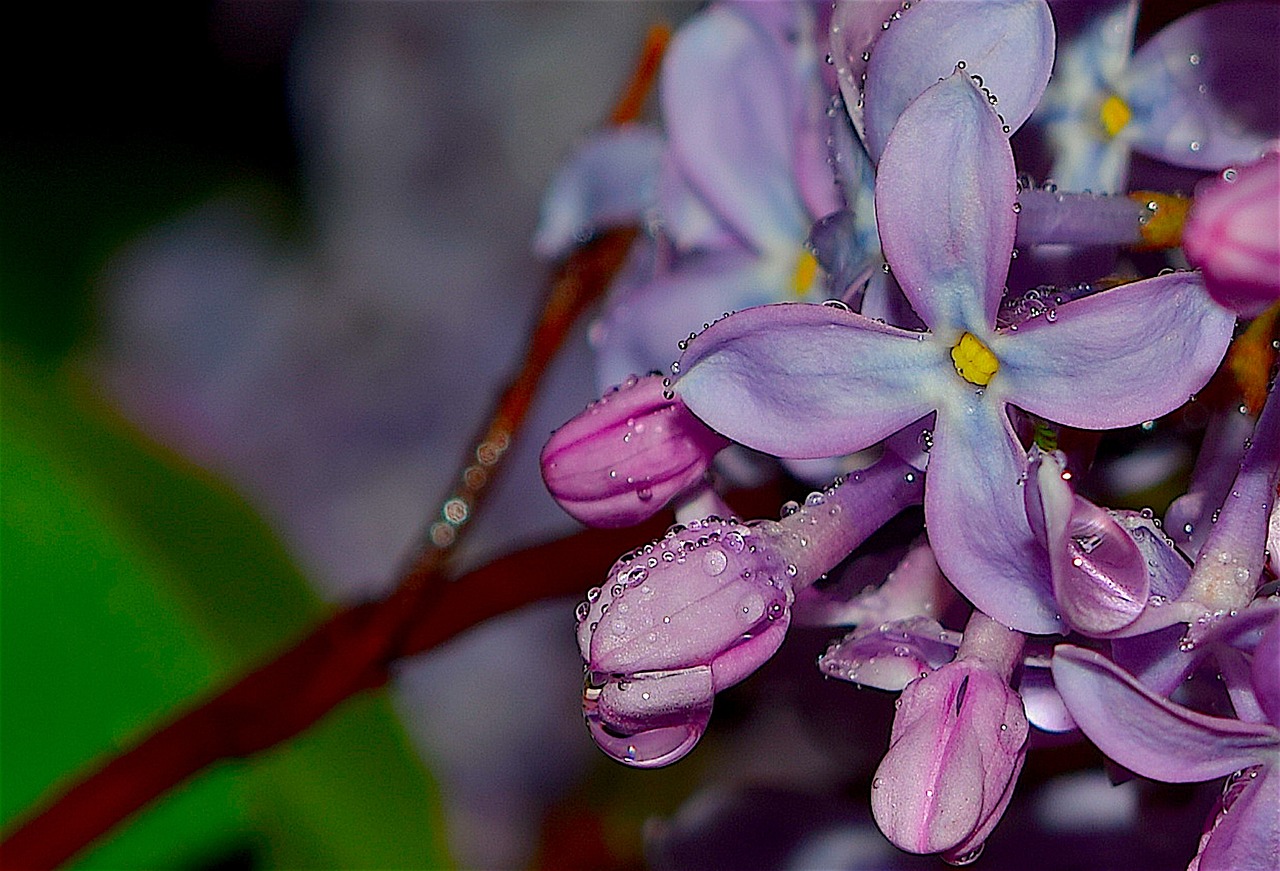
[541,373,730,528]
[1183,151,1280,319]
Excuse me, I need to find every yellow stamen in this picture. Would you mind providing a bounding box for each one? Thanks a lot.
[1099,94,1132,138]
[790,249,820,299]
[1128,191,1191,251]
[951,332,999,386]
[1228,302,1280,415]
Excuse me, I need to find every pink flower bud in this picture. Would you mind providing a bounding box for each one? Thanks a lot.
[576,516,797,767]
[541,374,729,528]
[1184,151,1280,318]
[871,659,1028,862]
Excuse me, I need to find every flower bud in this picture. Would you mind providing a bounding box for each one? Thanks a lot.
[1183,151,1280,318]
[871,659,1028,862]
[541,373,729,528]
[576,515,797,766]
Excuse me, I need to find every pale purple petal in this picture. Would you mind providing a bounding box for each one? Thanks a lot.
[585,665,714,768]
[675,304,943,459]
[876,73,1017,336]
[1026,450,1148,635]
[1184,152,1280,318]
[928,391,1061,634]
[661,5,811,250]
[1194,765,1280,871]
[1185,385,1280,612]
[591,245,769,390]
[862,0,1054,163]
[819,616,960,692]
[1121,3,1280,170]
[1252,613,1280,727]
[994,272,1235,429]
[656,154,742,252]
[1167,404,1257,553]
[830,0,902,142]
[1051,645,1279,782]
[533,125,663,259]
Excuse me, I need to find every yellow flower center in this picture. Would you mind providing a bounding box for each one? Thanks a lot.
[951,332,999,386]
[1099,94,1132,138]
[790,248,820,299]
[1127,191,1191,250]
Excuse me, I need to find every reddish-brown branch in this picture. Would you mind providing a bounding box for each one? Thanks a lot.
[1,26,680,870]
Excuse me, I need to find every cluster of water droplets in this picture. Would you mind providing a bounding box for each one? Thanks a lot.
[576,516,797,767]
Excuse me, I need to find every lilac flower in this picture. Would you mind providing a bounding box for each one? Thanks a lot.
[1053,625,1280,871]
[540,373,729,527]
[1184,151,1280,319]
[675,71,1235,634]
[577,455,923,767]
[871,611,1028,863]
[584,2,842,388]
[1034,0,1280,193]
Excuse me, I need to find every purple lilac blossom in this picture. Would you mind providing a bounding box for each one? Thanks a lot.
[1183,150,1280,318]
[674,72,1235,634]
[1033,0,1280,193]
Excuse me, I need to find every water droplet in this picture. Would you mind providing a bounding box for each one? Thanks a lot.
[637,486,654,501]
[587,586,602,603]
[946,844,985,866]
[780,500,800,517]
[872,777,884,789]
[703,548,728,576]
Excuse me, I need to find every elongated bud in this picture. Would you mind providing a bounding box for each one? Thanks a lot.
[871,613,1027,862]
[541,373,729,528]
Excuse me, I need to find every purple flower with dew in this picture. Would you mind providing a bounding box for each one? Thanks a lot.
[870,611,1028,863]
[540,373,729,527]
[1184,150,1280,319]
[1053,618,1280,871]
[583,2,842,390]
[1023,447,1150,637]
[675,71,1235,634]
[577,454,923,767]
[1033,0,1280,193]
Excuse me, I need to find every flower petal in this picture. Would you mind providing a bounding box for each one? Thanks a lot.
[927,390,1061,634]
[1121,2,1280,171]
[876,73,1016,336]
[1194,765,1280,871]
[994,272,1235,429]
[1051,645,1279,782]
[830,0,902,143]
[862,0,1054,163]
[819,616,960,692]
[675,304,943,458]
[1251,610,1280,728]
[661,5,812,250]
[1026,450,1149,636]
[534,125,663,259]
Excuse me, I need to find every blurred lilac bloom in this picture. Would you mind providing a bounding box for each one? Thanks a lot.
[1184,151,1280,319]
[577,458,923,767]
[871,612,1028,862]
[1034,0,1280,193]
[675,72,1235,634]
[540,373,729,528]
[579,2,841,389]
[1053,623,1280,871]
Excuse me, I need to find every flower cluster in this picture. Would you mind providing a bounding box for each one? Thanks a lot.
[540,1,1279,867]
